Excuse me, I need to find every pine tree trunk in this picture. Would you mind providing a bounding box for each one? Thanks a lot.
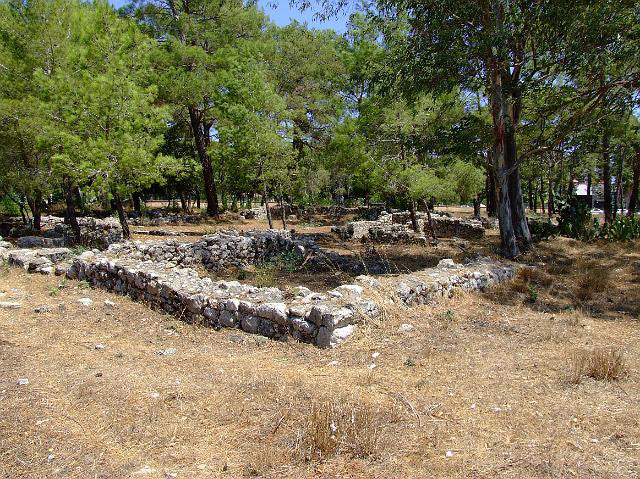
[528,178,533,212]
[539,177,545,214]
[615,158,624,217]
[409,199,419,233]
[132,192,142,213]
[602,132,612,223]
[280,195,287,230]
[548,178,554,218]
[473,195,481,217]
[425,202,437,240]
[112,190,130,239]
[497,170,519,258]
[63,176,81,244]
[627,147,639,216]
[263,184,273,229]
[189,107,219,216]
[26,192,42,232]
[505,131,531,245]
[486,168,497,217]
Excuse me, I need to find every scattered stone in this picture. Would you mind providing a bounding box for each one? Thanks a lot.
[0,302,21,309]
[95,344,106,350]
[77,298,93,306]
[133,466,156,475]
[103,299,116,308]
[157,348,177,356]
[34,305,53,313]
[17,378,29,385]
[437,258,456,269]
[165,473,178,479]
[398,323,415,333]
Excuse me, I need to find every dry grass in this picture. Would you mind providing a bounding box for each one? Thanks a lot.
[1,235,640,478]
[569,348,628,384]
[299,398,385,461]
[574,261,613,301]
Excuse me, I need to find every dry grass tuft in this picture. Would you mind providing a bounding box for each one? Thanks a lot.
[298,398,384,461]
[517,267,554,288]
[574,261,612,301]
[569,348,628,384]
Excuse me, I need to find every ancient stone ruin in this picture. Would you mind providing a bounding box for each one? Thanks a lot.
[333,211,486,242]
[0,224,516,348]
[8,216,123,250]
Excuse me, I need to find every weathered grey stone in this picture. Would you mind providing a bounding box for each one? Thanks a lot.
[240,315,260,334]
[316,324,356,348]
[256,302,288,325]
[0,301,21,309]
[219,310,237,328]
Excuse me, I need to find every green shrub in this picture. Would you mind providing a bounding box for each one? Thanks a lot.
[557,197,599,241]
[0,197,21,216]
[528,219,558,241]
[599,215,640,242]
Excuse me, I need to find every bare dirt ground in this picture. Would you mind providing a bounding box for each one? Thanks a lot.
[1,233,639,479]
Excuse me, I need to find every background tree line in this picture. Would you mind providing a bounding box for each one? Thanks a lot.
[0,0,638,257]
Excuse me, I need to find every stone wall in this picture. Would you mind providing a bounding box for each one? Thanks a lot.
[387,257,516,305]
[107,230,305,272]
[66,250,378,348]
[1,227,518,349]
[334,211,485,242]
[7,216,123,250]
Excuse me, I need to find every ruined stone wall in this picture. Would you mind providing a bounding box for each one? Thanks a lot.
[335,211,485,242]
[2,227,519,349]
[107,230,304,271]
[66,251,378,348]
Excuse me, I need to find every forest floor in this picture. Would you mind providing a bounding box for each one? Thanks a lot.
[1,213,639,479]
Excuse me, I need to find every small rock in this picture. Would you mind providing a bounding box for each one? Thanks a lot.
[0,302,21,309]
[157,348,177,356]
[165,473,178,479]
[133,465,156,475]
[104,299,116,307]
[77,298,93,306]
[17,378,29,385]
[95,344,106,350]
[34,305,53,313]
[445,450,454,458]
[437,258,456,269]
[399,323,414,333]
[371,351,380,359]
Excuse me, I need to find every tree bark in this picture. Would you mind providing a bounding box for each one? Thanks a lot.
[548,177,554,218]
[473,195,481,217]
[425,202,437,240]
[497,170,519,258]
[279,195,287,230]
[615,158,624,217]
[602,132,612,223]
[189,107,219,216]
[263,184,273,229]
[26,192,42,232]
[63,176,81,244]
[627,147,639,216]
[409,199,419,233]
[505,128,531,245]
[112,190,130,239]
[539,177,545,214]
[486,172,497,217]
[527,178,533,212]
[132,192,142,213]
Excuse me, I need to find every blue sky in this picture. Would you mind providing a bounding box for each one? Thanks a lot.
[109,1,348,32]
